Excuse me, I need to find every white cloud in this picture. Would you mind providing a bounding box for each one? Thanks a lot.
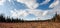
[42,11,48,16]
[8,0,11,2]
[27,9,43,16]
[28,9,55,20]
[6,0,60,20]
[40,0,50,5]
[0,0,6,5]
[49,0,59,8]
[17,0,39,9]
[28,9,54,20]
[10,9,29,18]
[10,9,49,20]
[10,9,56,20]
[53,3,60,14]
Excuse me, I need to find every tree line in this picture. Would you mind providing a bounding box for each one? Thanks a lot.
[0,13,60,23]
[0,14,24,23]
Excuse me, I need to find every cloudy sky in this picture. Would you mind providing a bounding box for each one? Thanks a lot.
[0,0,60,20]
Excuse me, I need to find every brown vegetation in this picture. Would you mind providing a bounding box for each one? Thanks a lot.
[0,22,60,28]
[0,14,60,28]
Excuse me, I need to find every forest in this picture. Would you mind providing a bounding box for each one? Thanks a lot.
[0,13,60,23]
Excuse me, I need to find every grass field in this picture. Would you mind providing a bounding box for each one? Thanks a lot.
[0,22,60,28]
[0,14,60,28]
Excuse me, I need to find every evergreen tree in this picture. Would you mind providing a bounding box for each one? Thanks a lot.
[0,14,6,22]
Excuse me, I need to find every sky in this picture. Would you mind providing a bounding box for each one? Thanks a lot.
[0,0,60,21]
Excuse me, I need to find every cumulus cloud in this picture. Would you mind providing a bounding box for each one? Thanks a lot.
[0,0,6,5]
[17,0,39,9]
[40,0,50,5]
[49,0,59,8]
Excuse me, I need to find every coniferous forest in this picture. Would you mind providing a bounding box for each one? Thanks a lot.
[0,13,60,23]
[0,14,24,23]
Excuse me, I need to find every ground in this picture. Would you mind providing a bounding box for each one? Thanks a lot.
[0,22,60,28]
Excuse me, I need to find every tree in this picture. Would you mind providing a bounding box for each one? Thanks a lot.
[0,14,6,22]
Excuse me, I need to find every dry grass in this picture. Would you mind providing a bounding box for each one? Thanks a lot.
[0,14,60,28]
[0,22,60,28]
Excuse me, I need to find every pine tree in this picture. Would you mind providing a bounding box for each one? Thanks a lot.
[0,14,6,22]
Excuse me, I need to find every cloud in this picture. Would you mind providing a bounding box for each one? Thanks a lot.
[40,0,50,5]
[0,0,59,20]
[27,9,55,20]
[53,3,60,14]
[47,0,60,15]
[27,9,43,16]
[8,0,11,2]
[10,8,60,20]
[17,0,39,9]
[49,0,59,8]
[0,0,6,5]
[10,9,29,18]
[42,11,48,16]
[10,9,52,20]
[48,0,60,15]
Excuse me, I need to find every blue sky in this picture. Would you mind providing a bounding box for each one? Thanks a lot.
[0,0,60,20]
[36,0,54,10]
